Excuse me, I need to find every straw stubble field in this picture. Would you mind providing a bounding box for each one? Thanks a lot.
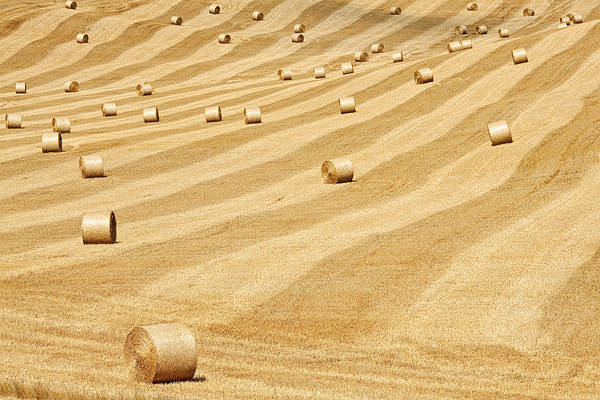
[1,0,600,398]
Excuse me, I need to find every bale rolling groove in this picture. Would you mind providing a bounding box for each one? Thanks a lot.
[252,11,264,21]
[321,159,354,184]
[277,69,292,80]
[341,62,354,75]
[76,33,89,43]
[101,103,117,117]
[42,133,62,153]
[64,81,79,92]
[447,41,463,53]
[354,51,369,62]
[314,66,326,79]
[512,48,528,64]
[414,68,434,84]
[124,323,197,383]
[79,155,104,178]
[461,39,472,49]
[476,25,488,34]
[390,6,401,15]
[52,117,71,133]
[209,5,220,14]
[487,120,513,145]
[143,107,159,123]
[392,52,404,62]
[371,43,384,53]
[523,8,534,16]
[293,24,305,33]
[338,97,356,114]
[81,211,116,244]
[205,106,222,123]
[291,33,304,43]
[5,114,22,129]
[218,34,231,44]
[467,2,478,11]
[244,107,261,124]
[136,82,153,96]
[455,25,467,34]
[15,82,26,94]
[65,0,77,9]
[170,16,183,25]
[498,28,510,38]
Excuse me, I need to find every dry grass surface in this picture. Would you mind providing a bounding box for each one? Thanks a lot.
[1,0,600,398]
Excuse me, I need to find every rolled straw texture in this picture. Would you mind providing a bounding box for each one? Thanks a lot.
[487,120,513,145]
[338,97,356,114]
[218,34,231,43]
[205,106,222,123]
[461,39,472,49]
[523,8,534,16]
[293,24,305,33]
[467,2,478,11]
[64,81,79,92]
[447,41,463,53]
[569,13,583,23]
[52,117,71,133]
[321,159,354,184]
[15,82,26,94]
[101,103,117,117]
[414,68,433,84]
[455,25,467,34]
[371,43,384,53]
[81,211,116,244]
[476,25,488,34]
[65,0,77,9]
[498,28,510,38]
[512,48,528,64]
[341,62,354,75]
[79,155,104,178]
[291,33,304,43]
[42,133,62,153]
[143,107,159,123]
[76,33,89,43]
[314,66,326,79]
[252,11,264,21]
[277,69,292,80]
[209,4,220,14]
[136,82,153,96]
[170,16,183,25]
[124,323,197,383]
[390,6,401,15]
[392,52,404,62]
[354,51,369,62]
[244,107,262,124]
[5,113,21,129]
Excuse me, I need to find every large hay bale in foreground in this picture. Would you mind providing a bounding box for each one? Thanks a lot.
[79,155,104,178]
[143,107,159,123]
[101,103,117,117]
[170,16,183,25]
[414,68,433,84]
[314,66,326,79]
[81,211,116,244]
[42,133,62,153]
[338,97,356,114]
[76,33,89,43]
[321,159,354,184]
[512,48,528,64]
[15,82,26,94]
[392,52,404,62]
[447,41,463,53]
[487,120,513,145]
[244,107,261,124]
[341,62,354,75]
[205,106,222,122]
[5,113,21,129]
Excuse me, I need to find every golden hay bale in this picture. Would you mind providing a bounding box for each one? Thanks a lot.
[390,6,401,15]
[512,48,528,64]
[76,33,89,43]
[314,66,326,79]
[487,120,513,145]
[392,52,404,62]
[205,106,222,122]
[136,82,153,96]
[523,8,534,16]
[52,117,71,133]
[354,51,369,62]
[321,159,353,184]
[341,62,354,75]
[65,0,77,9]
[143,107,159,123]
[414,68,433,84]
[124,323,197,384]
[447,41,463,53]
[170,16,183,25]
[64,81,79,92]
[455,25,467,34]
[42,132,62,153]
[209,4,220,14]
[81,211,116,244]
[498,28,510,38]
[5,114,22,129]
[218,33,231,44]
[568,13,583,23]
[293,24,305,33]
[461,39,472,49]
[244,107,261,124]
[476,25,488,34]
[338,97,356,114]
[467,2,478,11]
[79,155,104,178]
[277,68,292,80]
[559,17,570,25]
[101,103,117,117]
[15,82,26,94]
[371,43,384,53]
[291,33,304,43]
[252,11,264,21]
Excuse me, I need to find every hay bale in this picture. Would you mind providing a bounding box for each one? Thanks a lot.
[170,16,183,25]
[244,107,261,124]
[5,114,21,129]
[143,107,159,123]
[476,25,488,34]
[523,8,534,16]
[293,24,305,33]
[568,13,583,23]
[124,323,197,383]
[15,82,26,94]
[81,211,116,244]
[390,6,401,15]
[447,41,463,53]
[218,34,231,44]
[392,52,404,62]
[467,2,478,11]
[321,159,353,184]
[79,155,104,178]
[252,11,264,21]
[341,62,354,75]
[205,106,222,123]
[42,132,62,153]
[52,117,71,133]
[64,81,79,92]
[371,43,384,53]
[314,66,326,79]
[559,17,570,25]
[455,25,467,34]
[277,69,292,80]
[414,68,433,84]
[512,48,528,64]
[498,28,510,38]
[487,120,512,145]
[291,33,304,43]
[76,33,89,43]
[101,103,117,117]
[338,97,356,114]
[209,4,220,14]
[136,82,153,96]
[354,51,369,62]
[65,0,77,9]
[461,39,472,49]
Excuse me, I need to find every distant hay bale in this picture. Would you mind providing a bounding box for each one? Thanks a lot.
[338,97,356,114]
[559,17,570,25]
[512,48,528,64]
[354,51,369,62]
[341,62,354,75]
[277,68,292,80]
[76,33,89,43]
[461,39,472,49]
[523,8,534,16]
[455,25,467,34]
[466,2,478,11]
[124,323,197,383]
[209,4,220,14]
[291,33,304,43]
[143,107,159,123]
[392,52,404,62]
[79,155,104,178]
[244,107,261,124]
[64,81,79,92]
[314,66,326,79]
[65,0,77,9]
[293,24,305,33]
[568,13,583,23]
[487,120,513,146]
[321,159,353,184]
[447,41,463,53]
[205,106,222,122]
[498,28,510,38]
[252,11,264,20]
[5,113,21,129]
[101,103,117,117]
[42,132,62,153]
[136,82,153,96]
[15,82,26,94]
[371,43,384,53]
[390,6,401,15]
[476,25,488,34]
[52,117,71,133]
[170,16,182,25]
[218,34,231,43]
[81,211,116,244]
[414,68,433,84]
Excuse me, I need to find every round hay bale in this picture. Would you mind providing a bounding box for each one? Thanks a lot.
[124,323,197,383]
[568,13,583,23]
[338,97,356,114]
[559,17,570,25]
[341,62,354,75]
[52,117,71,133]
[523,8,534,16]
[321,159,353,184]
[170,16,183,25]
[390,6,401,15]
[252,11,264,21]
[244,107,261,124]
[5,114,21,129]
[209,4,220,14]
[447,41,463,53]
[79,155,104,178]
[487,120,512,145]
[293,24,305,33]
[291,33,304,43]
[455,25,467,34]
[76,33,89,43]
[136,82,153,96]
[354,51,369,62]
[205,106,222,123]
[277,68,292,80]
[64,81,79,92]
[467,2,478,11]
[101,103,117,117]
[476,25,488,34]
[81,211,116,244]
[218,33,231,44]
[42,132,62,153]
[414,68,433,84]
[392,52,404,62]
[371,43,384,53]
[512,48,528,64]
[15,82,26,94]
[65,1,77,9]
[461,39,472,49]
[143,107,159,123]
[498,28,510,38]
[314,66,326,79]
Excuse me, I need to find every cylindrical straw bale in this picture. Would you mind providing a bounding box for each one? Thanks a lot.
[568,13,583,23]
[136,82,153,96]
[338,97,356,114]
[101,103,117,117]
[52,117,71,133]
[461,39,472,49]
[76,33,89,43]
[205,106,222,122]
[42,132,62,153]
[321,159,354,184]
[354,51,369,62]
[15,82,26,94]
[559,17,570,25]
[124,323,197,383]
[291,33,304,43]
[65,1,77,9]
[244,107,261,124]
[512,48,528,64]
[277,69,292,80]
[170,16,183,25]
[371,43,384,53]
[252,11,264,21]
[392,52,404,62]
[79,155,104,178]
[476,25,488,34]
[5,114,22,129]
[487,120,513,145]
[218,33,231,44]
[414,68,433,84]
[390,6,401,15]
[293,24,305,33]
[523,8,534,16]
[81,211,116,244]
[143,107,159,123]
[314,66,326,79]
[498,28,510,38]
[64,81,79,92]
[447,41,463,53]
[467,2,478,11]
[209,4,220,14]
[455,25,467,34]
[341,62,354,75]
